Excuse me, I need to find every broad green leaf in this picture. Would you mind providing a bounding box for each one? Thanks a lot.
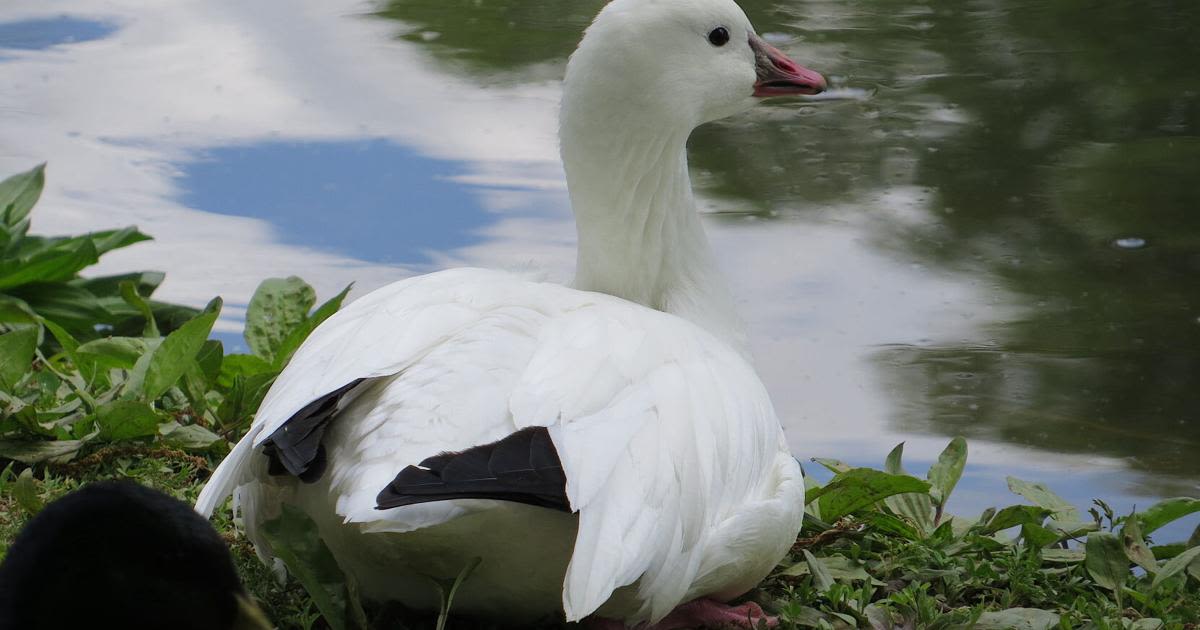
[803,549,834,593]
[1122,515,1158,575]
[87,226,151,256]
[72,270,164,299]
[1045,519,1097,540]
[972,608,1060,630]
[0,163,44,227]
[95,400,162,440]
[0,238,98,290]
[780,554,872,582]
[979,505,1052,534]
[40,317,93,383]
[1007,476,1080,522]
[1189,522,1200,548]
[137,297,221,401]
[884,441,907,475]
[882,441,934,535]
[1128,620,1165,630]
[119,280,159,337]
[273,283,351,369]
[1086,532,1130,604]
[13,283,107,335]
[1041,548,1086,563]
[260,505,349,630]
[1151,545,1200,590]
[76,337,152,370]
[196,339,224,383]
[1150,543,1187,560]
[811,457,852,474]
[861,511,923,541]
[13,468,43,515]
[245,277,316,363]
[783,605,828,627]
[0,327,38,391]
[0,439,84,464]
[926,436,966,508]
[218,353,276,388]
[159,422,222,450]
[0,295,38,325]
[39,317,79,355]
[1020,523,1059,549]
[809,469,931,522]
[1137,498,1200,536]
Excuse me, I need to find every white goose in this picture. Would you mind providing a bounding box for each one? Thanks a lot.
[197,0,825,626]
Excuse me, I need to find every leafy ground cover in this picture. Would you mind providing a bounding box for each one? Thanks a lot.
[0,164,1197,629]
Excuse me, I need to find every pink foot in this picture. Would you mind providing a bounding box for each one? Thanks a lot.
[585,598,777,630]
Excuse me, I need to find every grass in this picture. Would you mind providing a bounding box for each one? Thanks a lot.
[1,164,1198,629]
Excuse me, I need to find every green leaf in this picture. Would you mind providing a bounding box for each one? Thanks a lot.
[219,353,277,387]
[972,608,1060,630]
[260,505,349,630]
[273,282,351,369]
[0,238,98,290]
[87,226,151,256]
[807,468,931,522]
[1041,548,1086,563]
[1007,476,1080,522]
[1122,515,1158,575]
[0,327,38,391]
[76,337,152,370]
[0,163,44,227]
[72,271,164,299]
[0,295,38,325]
[780,554,872,582]
[861,511,923,541]
[245,277,316,364]
[0,439,85,464]
[119,280,159,337]
[13,468,43,515]
[884,441,907,475]
[159,422,222,450]
[94,400,162,440]
[803,549,834,593]
[1086,532,1129,605]
[1150,543,1187,560]
[196,339,224,384]
[136,298,221,401]
[1151,545,1200,590]
[882,442,934,535]
[979,505,1052,534]
[1020,522,1060,549]
[811,457,852,474]
[435,557,481,630]
[1137,498,1200,536]
[926,436,966,508]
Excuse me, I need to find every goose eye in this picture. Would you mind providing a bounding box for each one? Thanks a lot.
[708,27,730,47]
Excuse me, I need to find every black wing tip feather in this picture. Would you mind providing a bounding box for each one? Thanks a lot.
[262,378,364,483]
[376,426,571,513]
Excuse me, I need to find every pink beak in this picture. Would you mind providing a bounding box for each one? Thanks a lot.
[750,34,826,97]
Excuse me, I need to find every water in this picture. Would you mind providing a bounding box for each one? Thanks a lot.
[1,0,1197,538]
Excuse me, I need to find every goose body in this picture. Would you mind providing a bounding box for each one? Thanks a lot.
[197,0,825,624]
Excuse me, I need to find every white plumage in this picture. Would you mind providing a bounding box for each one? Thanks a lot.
[197,0,825,625]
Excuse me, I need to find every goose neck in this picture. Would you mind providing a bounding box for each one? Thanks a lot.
[560,115,745,351]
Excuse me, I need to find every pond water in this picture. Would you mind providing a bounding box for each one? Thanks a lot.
[1,0,1197,537]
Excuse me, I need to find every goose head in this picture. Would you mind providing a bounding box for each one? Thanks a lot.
[562,0,825,129]
[561,0,826,350]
